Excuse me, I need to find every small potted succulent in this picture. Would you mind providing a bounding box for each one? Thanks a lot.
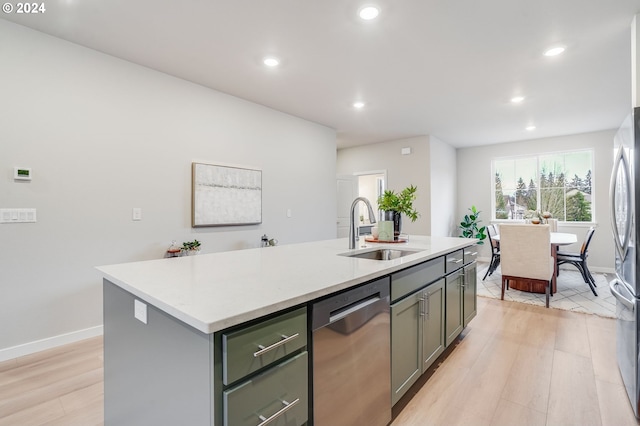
[181,239,201,256]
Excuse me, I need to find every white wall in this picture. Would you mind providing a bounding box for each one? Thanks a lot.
[429,136,457,236]
[337,136,431,235]
[337,135,458,237]
[456,130,615,270]
[0,21,337,358]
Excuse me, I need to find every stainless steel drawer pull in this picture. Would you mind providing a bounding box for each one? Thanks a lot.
[465,251,478,256]
[449,258,463,264]
[253,333,300,357]
[257,398,300,426]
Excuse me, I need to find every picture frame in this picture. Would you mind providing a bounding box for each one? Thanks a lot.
[191,162,262,227]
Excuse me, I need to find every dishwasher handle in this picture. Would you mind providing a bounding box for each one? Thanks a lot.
[329,294,380,323]
[311,277,390,331]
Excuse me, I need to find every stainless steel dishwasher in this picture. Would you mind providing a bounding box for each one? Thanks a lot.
[311,277,391,426]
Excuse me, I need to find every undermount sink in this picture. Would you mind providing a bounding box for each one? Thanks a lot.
[339,248,424,261]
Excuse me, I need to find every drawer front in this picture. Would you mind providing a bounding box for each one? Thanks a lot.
[391,256,444,302]
[223,351,308,426]
[445,249,464,273]
[463,246,478,264]
[222,307,307,385]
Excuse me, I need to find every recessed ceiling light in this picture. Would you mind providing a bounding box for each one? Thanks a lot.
[359,6,379,20]
[353,101,365,109]
[543,46,565,57]
[526,125,536,131]
[263,57,280,67]
[511,96,525,103]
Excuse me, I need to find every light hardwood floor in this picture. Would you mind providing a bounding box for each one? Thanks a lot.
[1,297,638,425]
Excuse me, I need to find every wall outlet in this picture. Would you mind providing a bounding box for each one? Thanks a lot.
[134,299,147,324]
[132,208,142,221]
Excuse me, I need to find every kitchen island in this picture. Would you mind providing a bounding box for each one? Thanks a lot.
[98,236,477,425]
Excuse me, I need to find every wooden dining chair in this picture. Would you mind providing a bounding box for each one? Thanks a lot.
[482,224,500,280]
[499,224,555,308]
[557,227,597,296]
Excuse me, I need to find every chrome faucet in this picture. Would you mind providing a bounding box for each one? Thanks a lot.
[349,197,377,249]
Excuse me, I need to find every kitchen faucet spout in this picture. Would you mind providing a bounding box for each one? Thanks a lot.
[349,197,377,249]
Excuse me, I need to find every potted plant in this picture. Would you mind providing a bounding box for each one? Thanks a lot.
[181,239,201,255]
[377,185,419,239]
[459,206,486,244]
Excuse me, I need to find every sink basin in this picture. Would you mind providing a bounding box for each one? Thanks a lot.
[339,248,423,261]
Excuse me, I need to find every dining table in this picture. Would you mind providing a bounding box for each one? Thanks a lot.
[493,231,578,294]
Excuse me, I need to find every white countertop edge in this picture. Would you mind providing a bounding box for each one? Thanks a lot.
[98,236,478,334]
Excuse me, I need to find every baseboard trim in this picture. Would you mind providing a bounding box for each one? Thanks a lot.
[0,325,103,362]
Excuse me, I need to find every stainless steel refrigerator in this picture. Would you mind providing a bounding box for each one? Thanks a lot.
[610,107,640,418]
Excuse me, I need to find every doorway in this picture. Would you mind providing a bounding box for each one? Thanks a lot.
[336,170,386,237]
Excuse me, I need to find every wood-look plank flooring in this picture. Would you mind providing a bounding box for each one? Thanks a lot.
[0,297,638,425]
[392,297,640,426]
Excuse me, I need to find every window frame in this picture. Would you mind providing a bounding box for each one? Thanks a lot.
[490,149,595,224]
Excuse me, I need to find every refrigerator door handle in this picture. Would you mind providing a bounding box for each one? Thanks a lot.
[610,278,635,311]
[610,145,632,261]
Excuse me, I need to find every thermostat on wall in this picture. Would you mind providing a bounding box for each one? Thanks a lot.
[14,167,32,181]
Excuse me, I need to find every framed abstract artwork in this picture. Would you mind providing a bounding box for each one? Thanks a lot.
[191,162,262,227]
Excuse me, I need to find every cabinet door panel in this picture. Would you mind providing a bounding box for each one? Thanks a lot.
[391,292,422,406]
[422,279,445,370]
[463,263,477,326]
[445,271,463,347]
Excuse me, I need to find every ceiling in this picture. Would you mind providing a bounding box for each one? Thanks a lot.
[3,1,640,149]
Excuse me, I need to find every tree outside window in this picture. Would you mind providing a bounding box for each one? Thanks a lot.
[492,150,593,222]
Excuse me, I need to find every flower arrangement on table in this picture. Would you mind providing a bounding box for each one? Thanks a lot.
[525,210,552,224]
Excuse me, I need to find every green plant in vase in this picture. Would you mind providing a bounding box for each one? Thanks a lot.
[377,185,419,239]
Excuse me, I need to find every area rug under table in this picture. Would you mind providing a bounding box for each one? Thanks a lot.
[477,263,616,318]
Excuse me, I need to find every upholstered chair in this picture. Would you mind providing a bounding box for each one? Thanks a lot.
[547,218,558,232]
[499,224,555,308]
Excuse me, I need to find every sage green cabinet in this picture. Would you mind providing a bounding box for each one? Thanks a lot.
[463,262,477,327]
[216,307,309,426]
[391,290,422,405]
[422,279,445,370]
[391,278,445,406]
[223,352,308,426]
[445,269,464,347]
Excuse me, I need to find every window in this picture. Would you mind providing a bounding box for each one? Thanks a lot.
[492,150,593,222]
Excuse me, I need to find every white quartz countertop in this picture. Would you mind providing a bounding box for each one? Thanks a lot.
[97,236,476,334]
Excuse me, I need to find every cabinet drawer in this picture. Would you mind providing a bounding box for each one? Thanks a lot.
[391,257,444,302]
[223,351,308,426]
[445,249,464,273]
[222,307,307,385]
[463,246,478,264]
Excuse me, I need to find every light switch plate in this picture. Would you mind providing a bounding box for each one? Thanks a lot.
[0,208,36,223]
[134,299,147,324]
